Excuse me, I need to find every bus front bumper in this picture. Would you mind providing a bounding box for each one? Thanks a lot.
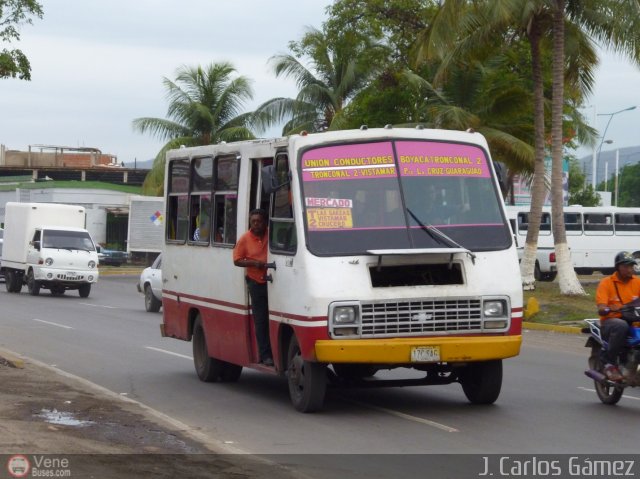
[315,335,522,364]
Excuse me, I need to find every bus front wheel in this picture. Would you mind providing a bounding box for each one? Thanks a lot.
[287,335,326,413]
[459,360,502,404]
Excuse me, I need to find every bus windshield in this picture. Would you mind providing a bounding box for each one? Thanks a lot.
[300,140,511,255]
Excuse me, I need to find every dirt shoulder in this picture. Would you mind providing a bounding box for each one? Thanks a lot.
[0,349,300,478]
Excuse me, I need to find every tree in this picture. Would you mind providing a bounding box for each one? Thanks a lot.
[267,27,385,133]
[0,0,43,80]
[132,62,258,195]
[549,0,640,294]
[417,0,639,293]
[567,157,600,206]
[615,163,640,207]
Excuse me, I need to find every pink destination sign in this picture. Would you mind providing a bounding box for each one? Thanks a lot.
[395,141,490,178]
[300,140,490,181]
[301,142,396,181]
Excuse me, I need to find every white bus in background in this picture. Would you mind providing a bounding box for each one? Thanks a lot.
[505,205,640,276]
[504,206,557,281]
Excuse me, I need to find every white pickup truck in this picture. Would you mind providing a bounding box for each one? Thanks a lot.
[520,246,557,282]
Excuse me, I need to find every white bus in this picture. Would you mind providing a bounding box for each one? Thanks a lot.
[160,127,523,412]
[505,205,640,275]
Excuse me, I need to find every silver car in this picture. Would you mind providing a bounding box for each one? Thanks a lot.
[137,254,162,312]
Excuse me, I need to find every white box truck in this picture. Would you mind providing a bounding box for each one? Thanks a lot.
[1,202,100,297]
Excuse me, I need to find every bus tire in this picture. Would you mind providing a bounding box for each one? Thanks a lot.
[193,316,221,382]
[287,335,326,413]
[27,270,40,296]
[459,360,502,405]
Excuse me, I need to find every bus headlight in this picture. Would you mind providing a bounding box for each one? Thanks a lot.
[483,300,506,317]
[483,299,508,329]
[88,260,96,269]
[45,257,54,266]
[329,303,361,338]
[333,306,357,324]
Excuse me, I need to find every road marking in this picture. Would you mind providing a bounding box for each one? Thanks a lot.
[578,386,640,401]
[145,346,192,360]
[32,318,73,329]
[78,303,118,309]
[343,398,459,432]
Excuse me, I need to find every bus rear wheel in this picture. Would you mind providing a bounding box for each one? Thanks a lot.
[459,360,502,404]
[192,316,242,383]
[287,335,326,413]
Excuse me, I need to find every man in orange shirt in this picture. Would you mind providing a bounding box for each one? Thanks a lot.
[595,251,640,382]
[233,209,273,366]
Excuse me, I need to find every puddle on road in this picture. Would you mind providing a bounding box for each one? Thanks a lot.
[37,408,94,427]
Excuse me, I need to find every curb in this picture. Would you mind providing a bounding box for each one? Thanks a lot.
[0,350,25,368]
[522,321,584,334]
[0,347,238,454]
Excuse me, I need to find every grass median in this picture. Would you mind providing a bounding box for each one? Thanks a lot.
[523,275,601,327]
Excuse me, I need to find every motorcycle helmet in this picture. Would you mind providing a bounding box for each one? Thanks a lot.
[614,251,636,267]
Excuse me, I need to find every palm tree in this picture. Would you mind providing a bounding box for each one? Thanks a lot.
[549,0,640,294]
[132,62,257,195]
[398,57,536,174]
[265,27,385,134]
[417,0,640,294]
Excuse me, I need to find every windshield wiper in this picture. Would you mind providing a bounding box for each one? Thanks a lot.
[406,208,476,264]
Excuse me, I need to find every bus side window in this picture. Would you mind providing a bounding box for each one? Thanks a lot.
[213,154,239,246]
[270,153,296,254]
[584,213,613,233]
[615,213,640,232]
[167,159,190,243]
[189,157,213,244]
[517,212,528,232]
[539,213,551,233]
[564,213,582,232]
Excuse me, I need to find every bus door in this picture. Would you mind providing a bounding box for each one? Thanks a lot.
[265,153,297,361]
[240,156,276,363]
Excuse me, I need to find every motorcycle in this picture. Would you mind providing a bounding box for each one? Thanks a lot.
[583,300,640,405]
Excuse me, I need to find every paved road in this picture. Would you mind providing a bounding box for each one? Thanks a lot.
[1,275,639,476]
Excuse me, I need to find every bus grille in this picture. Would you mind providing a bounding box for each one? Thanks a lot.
[360,298,483,337]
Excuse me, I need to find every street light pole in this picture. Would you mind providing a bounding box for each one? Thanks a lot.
[594,105,637,189]
[615,149,619,207]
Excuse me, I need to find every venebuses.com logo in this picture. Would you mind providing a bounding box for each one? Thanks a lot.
[6,455,30,478]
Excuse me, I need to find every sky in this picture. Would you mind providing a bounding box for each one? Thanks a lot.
[1,1,639,167]
[1,0,333,165]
